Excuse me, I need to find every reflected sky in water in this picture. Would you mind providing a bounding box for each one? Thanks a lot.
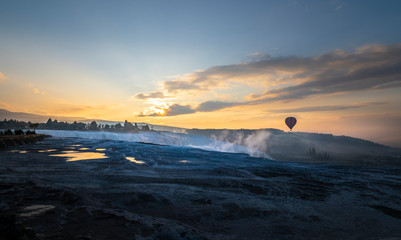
[126,157,145,164]
[50,151,108,162]
[10,150,28,153]
[38,149,57,153]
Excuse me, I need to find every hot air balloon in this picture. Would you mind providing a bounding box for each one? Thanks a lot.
[285,117,297,131]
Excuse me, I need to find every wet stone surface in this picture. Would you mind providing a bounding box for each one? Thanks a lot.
[0,137,401,239]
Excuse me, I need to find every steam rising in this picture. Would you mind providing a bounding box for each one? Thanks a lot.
[37,130,272,159]
[211,130,271,154]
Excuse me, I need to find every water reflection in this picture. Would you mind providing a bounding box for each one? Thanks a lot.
[10,150,28,153]
[50,151,108,162]
[38,149,57,153]
[126,157,145,164]
[79,148,89,150]
[96,148,106,151]
[179,160,190,163]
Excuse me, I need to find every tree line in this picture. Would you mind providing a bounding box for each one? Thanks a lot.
[0,118,151,132]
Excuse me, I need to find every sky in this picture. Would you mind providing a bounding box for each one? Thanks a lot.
[1,0,401,147]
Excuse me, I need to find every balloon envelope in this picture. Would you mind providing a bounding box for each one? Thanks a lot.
[285,117,297,130]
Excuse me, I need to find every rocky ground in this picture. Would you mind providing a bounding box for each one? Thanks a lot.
[0,134,47,149]
[1,137,401,239]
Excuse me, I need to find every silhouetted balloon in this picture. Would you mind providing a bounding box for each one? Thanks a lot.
[285,117,297,131]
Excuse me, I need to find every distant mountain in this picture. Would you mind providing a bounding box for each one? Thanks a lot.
[0,109,88,123]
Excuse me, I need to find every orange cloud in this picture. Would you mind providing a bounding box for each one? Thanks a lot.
[0,72,6,82]
[135,91,167,100]
[0,101,11,109]
[33,88,48,95]
[138,42,401,117]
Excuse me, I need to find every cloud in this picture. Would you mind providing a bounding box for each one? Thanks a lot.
[248,48,401,103]
[138,101,386,117]
[33,88,48,95]
[270,105,360,113]
[0,72,6,82]
[334,3,343,11]
[166,43,401,97]
[135,91,166,100]
[268,102,387,113]
[196,101,238,112]
[51,103,125,116]
[0,101,11,109]
[139,101,238,117]
[138,43,401,117]
[138,103,196,117]
[161,56,314,93]
[164,80,203,93]
[165,104,196,116]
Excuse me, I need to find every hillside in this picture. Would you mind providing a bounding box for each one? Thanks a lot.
[186,128,401,165]
[0,109,87,123]
[2,108,400,165]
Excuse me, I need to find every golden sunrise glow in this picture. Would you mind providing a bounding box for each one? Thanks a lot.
[50,151,108,162]
[126,157,145,164]
[1,1,401,148]
[144,98,170,116]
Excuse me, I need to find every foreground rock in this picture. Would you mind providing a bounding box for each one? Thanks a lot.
[0,134,47,149]
[0,137,401,239]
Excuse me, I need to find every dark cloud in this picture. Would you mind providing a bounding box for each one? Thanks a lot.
[164,43,401,97]
[253,62,401,103]
[137,101,386,117]
[162,56,316,93]
[165,104,196,116]
[138,43,401,117]
[270,105,360,113]
[135,91,166,99]
[164,80,202,93]
[196,101,237,112]
[268,102,387,113]
[138,104,196,117]
[247,44,401,102]
[138,101,237,117]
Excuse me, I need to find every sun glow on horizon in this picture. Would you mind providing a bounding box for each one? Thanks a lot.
[140,98,170,116]
[0,1,401,147]
[152,107,166,116]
